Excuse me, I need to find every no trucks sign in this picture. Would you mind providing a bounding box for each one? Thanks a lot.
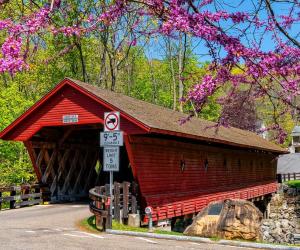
[104,111,120,131]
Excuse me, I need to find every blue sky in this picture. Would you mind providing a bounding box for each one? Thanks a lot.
[143,0,299,61]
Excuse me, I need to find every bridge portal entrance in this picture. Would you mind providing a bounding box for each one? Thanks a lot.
[29,124,133,201]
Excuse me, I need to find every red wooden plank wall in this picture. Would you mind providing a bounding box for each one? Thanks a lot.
[127,135,278,221]
[3,85,145,140]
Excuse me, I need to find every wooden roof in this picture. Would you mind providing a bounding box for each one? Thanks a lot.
[71,78,285,153]
[0,78,286,153]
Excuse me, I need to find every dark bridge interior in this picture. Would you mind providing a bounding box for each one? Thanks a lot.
[30,124,133,201]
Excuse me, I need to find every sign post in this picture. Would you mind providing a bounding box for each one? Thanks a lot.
[145,206,153,232]
[100,111,123,228]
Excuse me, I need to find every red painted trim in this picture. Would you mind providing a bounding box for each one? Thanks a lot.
[0,78,150,140]
[149,128,286,154]
[124,135,137,179]
[65,79,151,133]
[0,80,67,139]
[143,181,277,222]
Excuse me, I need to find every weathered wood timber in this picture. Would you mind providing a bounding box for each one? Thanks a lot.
[89,182,139,231]
[277,173,300,182]
[72,149,89,195]
[0,184,47,211]
[25,137,101,201]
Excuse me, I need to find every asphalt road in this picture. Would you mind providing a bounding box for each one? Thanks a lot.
[0,203,254,250]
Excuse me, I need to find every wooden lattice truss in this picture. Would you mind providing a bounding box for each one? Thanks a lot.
[25,141,100,200]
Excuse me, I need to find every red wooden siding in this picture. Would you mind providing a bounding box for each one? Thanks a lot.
[127,135,278,221]
[2,85,146,141]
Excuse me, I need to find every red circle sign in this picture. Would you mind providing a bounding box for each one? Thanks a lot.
[145,206,153,214]
[105,113,119,131]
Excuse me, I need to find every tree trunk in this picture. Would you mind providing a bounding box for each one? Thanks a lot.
[75,40,88,82]
[108,53,117,91]
[178,33,185,113]
[99,46,108,88]
[148,59,157,104]
[167,39,177,111]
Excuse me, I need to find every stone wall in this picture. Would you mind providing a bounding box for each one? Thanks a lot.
[260,185,300,244]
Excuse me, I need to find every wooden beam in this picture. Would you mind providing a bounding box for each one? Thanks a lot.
[56,149,71,184]
[123,182,130,219]
[60,150,80,194]
[84,151,99,192]
[41,149,58,183]
[31,141,99,150]
[53,149,71,196]
[35,148,46,171]
[24,141,42,181]
[72,149,90,195]
[58,127,74,146]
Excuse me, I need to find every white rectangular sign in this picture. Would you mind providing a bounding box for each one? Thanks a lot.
[103,147,119,172]
[104,111,120,131]
[62,114,78,124]
[100,131,123,147]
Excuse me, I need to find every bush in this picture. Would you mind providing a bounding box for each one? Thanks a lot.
[286,180,300,188]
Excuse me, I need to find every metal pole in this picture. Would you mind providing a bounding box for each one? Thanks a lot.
[110,171,113,219]
[148,214,153,232]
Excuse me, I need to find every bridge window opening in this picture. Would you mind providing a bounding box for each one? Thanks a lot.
[223,158,227,169]
[204,159,209,172]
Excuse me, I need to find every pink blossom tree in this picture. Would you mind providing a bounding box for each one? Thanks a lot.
[0,0,299,142]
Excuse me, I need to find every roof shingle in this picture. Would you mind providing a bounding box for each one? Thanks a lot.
[70,78,286,154]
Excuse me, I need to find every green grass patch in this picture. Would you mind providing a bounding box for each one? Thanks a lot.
[153,229,183,236]
[285,180,300,188]
[209,236,221,242]
[79,216,99,233]
[112,220,183,236]
[80,216,183,236]
[112,220,148,232]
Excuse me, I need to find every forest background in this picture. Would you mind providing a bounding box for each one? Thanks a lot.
[0,1,296,186]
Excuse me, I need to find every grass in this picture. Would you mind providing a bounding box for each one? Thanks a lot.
[78,216,300,247]
[78,216,99,233]
[80,216,183,236]
[285,180,300,188]
[112,220,148,232]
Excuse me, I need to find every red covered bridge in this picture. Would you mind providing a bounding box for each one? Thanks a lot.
[0,78,286,221]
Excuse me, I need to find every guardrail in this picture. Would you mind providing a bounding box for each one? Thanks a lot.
[89,181,138,231]
[277,173,300,183]
[89,186,111,230]
[0,184,48,210]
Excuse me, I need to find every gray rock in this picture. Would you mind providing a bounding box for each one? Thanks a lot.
[262,220,272,226]
[283,213,290,219]
[270,227,282,238]
[280,219,290,228]
[260,187,300,244]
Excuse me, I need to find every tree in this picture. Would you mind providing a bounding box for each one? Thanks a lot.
[0,0,299,141]
[220,90,258,132]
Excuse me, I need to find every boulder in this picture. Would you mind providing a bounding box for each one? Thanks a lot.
[128,214,141,228]
[184,199,262,241]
